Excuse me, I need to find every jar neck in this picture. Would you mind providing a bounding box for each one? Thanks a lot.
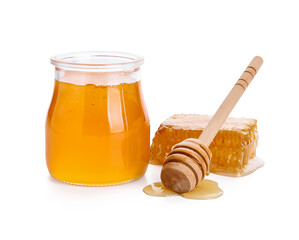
[55,67,141,86]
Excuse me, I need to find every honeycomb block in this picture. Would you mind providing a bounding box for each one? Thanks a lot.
[150,114,259,176]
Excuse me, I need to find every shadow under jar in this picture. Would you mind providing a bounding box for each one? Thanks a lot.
[46,52,150,186]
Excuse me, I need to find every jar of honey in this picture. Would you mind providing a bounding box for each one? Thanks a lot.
[46,51,150,186]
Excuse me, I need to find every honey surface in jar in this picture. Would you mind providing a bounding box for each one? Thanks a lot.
[150,114,262,177]
[46,80,150,185]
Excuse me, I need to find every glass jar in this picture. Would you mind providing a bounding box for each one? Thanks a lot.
[46,51,150,186]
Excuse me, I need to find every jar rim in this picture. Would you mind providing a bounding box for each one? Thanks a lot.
[50,51,144,71]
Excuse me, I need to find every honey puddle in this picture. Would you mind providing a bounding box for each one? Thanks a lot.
[143,179,223,200]
[143,182,178,197]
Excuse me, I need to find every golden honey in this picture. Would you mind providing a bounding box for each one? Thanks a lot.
[46,80,149,185]
[150,114,261,176]
[46,52,149,186]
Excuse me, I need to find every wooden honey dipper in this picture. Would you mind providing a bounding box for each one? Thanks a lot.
[161,56,263,193]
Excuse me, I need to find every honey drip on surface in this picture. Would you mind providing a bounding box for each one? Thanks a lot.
[143,182,178,197]
[181,179,223,200]
[143,179,223,200]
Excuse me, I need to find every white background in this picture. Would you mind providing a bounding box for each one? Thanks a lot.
[1,0,298,239]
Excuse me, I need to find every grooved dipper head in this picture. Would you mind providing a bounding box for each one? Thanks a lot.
[160,138,211,193]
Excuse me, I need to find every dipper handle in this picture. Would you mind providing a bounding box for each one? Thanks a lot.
[199,56,263,146]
